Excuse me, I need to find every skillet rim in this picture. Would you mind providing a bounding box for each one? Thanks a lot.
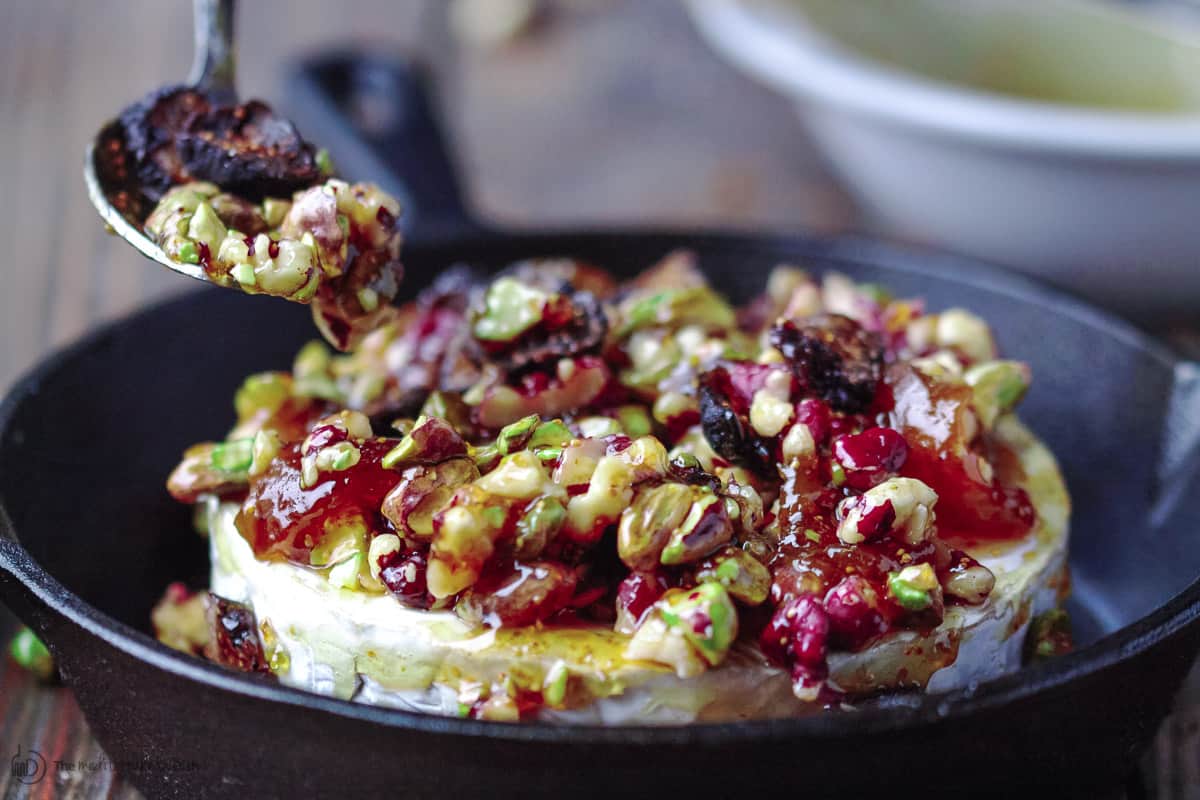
[1,227,1197,745]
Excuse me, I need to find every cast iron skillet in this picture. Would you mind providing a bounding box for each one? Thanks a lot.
[2,54,1200,799]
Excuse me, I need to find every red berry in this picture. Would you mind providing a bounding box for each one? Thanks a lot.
[760,595,829,669]
[795,398,831,444]
[832,427,908,489]
[617,571,669,625]
[379,550,431,609]
[824,575,887,649]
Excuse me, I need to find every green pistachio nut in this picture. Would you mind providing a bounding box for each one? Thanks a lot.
[514,495,567,559]
[145,183,218,237]
[261,197,292,228]
[187,201,228,251]
[616,405,654,438]
[964,360,1032,430]
[658,583,738,667]
[382,415,468,469]
[617,483,695,570]
[328,551,365,590]
[177,240,200,264]
[419,391,474,437]
[695,546,771,606]
[257,239,317,298]
[576,416,622,438]
[1026,608,1073,661]
[528,419,572,450]
[292,340,341,401]
[234,372,292,419]
[497,414,540,454]
[211,438,254,473]
[9,627,54,681]
[249,430,282,477]
[618,286,736,336]
[472,278,549,342]
[659,489,734,566]
[887,563,939,611]
[310,516,368,568]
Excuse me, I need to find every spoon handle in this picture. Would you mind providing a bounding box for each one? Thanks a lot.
[187,0,237,102]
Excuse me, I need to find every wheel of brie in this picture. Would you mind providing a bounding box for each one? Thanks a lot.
[154,244,1072,724]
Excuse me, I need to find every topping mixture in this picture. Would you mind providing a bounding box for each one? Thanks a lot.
[156,235,1067,716]
[96,87,405,351]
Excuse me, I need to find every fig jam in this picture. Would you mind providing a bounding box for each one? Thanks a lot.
[237,439,400,563]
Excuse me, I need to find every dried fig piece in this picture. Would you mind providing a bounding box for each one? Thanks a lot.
[176,100,321,200]
[769,314,884,413]
[697,369,775,475]
[471,275,608,374]
[203,594,271,674]
[119,85,212,203]
[101,85,322,222]
[312,249,404,352]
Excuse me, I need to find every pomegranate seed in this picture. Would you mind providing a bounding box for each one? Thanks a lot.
[759,595,829,669]
[832,427,908,489]
[824,575,887,649]
[725,362,776,412]
[616,571,669,625]
[855,498,897,539]
[303,423,349,455]
[795,398,831,444]
[379,550,431,609]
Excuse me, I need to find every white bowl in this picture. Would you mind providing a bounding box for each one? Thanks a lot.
[688,0,1200,318]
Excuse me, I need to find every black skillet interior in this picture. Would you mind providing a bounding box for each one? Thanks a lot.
[1,52,1199,798]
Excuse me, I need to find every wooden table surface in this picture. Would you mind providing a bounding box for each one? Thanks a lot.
[0,1,1195,797]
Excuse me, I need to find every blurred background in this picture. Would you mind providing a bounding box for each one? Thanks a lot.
[1,0,1198,796]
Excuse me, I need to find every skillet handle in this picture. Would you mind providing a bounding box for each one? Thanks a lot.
[284,52,487,244]
[0,507,59,643]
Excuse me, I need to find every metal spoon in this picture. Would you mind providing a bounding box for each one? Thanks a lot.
[83,0,237,285]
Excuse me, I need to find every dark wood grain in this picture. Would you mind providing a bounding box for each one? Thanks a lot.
[0,1,1194,798]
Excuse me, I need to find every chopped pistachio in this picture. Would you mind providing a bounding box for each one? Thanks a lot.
[249,430,282,476]
[177,240,200,264]
[515,495,567,559]
[887,563,939,611]
[419,391,474,436]
[615,405,654,438]
[617,482,693,570]
[473,277,549,342]
[529,419,572,450]
[1026,608,1074,661]
[316,148,335,176]
[659,489,733,566]
[315,441,361,473]
[964,360,1032,430]
[618,286,736,336]
[328,552,365,590]
[187,201,228,250]
[382,415,467,469]
[695,547,771,605]
[543,660,570,707]
[576,416,622,438]
[496,414,540,453]
[262,197,292,228]
[234,372,292,419]
[657,583,738,667]
[310,516,367,567]
[9,627,54,681]
[211,438,254,473]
